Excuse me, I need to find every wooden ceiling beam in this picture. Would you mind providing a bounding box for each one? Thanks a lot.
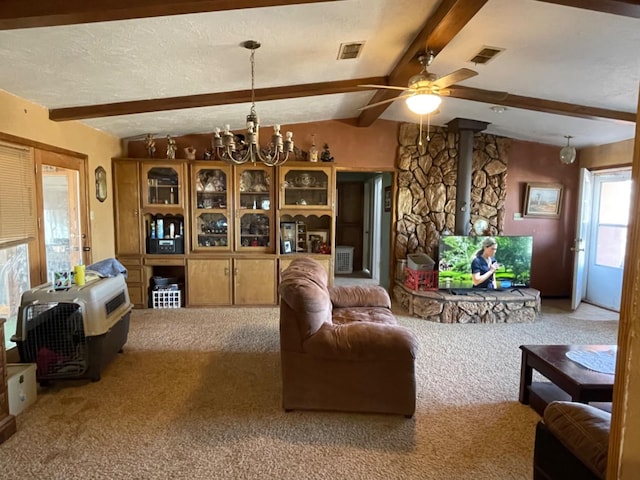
[49,75,636,124]
[535,0,640,18]
[447,85,636,123]
[0,0,343,30]
[49,77,386,121]
[356,0,489,127]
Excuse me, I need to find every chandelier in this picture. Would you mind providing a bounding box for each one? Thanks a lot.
[212,40,294,166]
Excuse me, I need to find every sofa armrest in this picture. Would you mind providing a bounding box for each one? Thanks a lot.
[543,401,610,480]
[304,321,417,361]
[329,285,391,309]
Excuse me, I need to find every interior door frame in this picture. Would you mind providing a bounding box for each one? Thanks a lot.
[584,168,631,311]
[571,167,593,310]
[32,149,91,285]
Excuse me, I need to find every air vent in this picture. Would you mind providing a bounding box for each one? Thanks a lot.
[337,42,365,60]
[469,46,504,65]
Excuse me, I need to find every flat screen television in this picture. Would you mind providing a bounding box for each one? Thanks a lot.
[438,235,533,289]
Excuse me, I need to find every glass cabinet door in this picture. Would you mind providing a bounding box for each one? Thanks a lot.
[142,162,185,209]
[236,166,273,252]
[279,165,332,208]
[192,164,231,251]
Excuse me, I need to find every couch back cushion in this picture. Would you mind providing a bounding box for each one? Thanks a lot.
[279,257,332,350]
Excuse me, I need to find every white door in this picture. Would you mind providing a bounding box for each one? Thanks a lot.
[571,168,593,310]
[584,169,632,310]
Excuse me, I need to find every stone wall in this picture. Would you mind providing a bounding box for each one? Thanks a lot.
[395,123,511,261]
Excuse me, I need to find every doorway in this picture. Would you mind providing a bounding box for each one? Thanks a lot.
[33,150,91,285]
[584,169,631,311]
[335,171,392,288]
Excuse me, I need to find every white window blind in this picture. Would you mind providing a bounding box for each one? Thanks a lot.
[0,142,36,246]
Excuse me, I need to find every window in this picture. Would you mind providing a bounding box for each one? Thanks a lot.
[1,243,30,349]
[0,142,36,246]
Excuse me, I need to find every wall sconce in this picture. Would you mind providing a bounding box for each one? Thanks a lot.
[560,135,576,164]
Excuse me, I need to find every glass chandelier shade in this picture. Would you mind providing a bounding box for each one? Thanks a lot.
[212,41,293,167]
[405,93,442,115]
[559,135,576,164]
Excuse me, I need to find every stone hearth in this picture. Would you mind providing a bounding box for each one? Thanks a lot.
[394,284,540,323]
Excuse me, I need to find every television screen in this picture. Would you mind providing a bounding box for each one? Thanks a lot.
[438,235,533,289]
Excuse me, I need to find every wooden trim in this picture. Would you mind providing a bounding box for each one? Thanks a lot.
[0,0,345,30]
[0,132,87,160]
[49,77,386,121]
[447,85,637,123]
[607,82,640,480]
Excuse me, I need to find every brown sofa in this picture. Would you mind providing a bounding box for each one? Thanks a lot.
[278,257,418,416]
[533,401,610,480]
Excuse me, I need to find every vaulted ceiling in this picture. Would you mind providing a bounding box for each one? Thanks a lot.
[0,0,638,147]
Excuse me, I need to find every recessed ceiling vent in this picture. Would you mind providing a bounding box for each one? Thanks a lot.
[469,46,504,65]
[338,42,365,60]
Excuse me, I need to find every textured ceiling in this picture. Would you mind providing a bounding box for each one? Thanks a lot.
[0,0,638,148]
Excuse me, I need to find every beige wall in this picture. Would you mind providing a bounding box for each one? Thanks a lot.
[0,90,122,262]
[580,138,634,169]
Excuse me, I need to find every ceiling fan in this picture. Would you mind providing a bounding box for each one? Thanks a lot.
[359,51,478,115]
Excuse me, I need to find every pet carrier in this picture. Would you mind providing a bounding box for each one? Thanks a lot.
[12,275,133,384]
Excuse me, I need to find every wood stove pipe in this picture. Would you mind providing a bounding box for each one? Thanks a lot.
[446,118,490,235]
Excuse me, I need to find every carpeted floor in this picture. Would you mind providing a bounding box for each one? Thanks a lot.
[0,300,618,479]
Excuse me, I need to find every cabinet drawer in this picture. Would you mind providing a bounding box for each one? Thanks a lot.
[126,268,143,283]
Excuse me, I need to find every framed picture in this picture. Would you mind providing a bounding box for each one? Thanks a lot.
[307,230,328,253]
[280,222,296,241]
[384,185,392,212]
[523,183,563,218]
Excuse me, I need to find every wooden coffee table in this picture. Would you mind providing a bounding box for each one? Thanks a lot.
[519,344,616,415]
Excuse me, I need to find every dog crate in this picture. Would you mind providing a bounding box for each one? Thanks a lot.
[12,275,133,384]
[335,246,355,274]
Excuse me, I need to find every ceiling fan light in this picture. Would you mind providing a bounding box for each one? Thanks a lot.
[406,93,441,115]
[559,135,576,164]
[560,145,576,164]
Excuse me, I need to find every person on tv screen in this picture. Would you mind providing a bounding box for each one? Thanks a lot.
[471,237,500,289]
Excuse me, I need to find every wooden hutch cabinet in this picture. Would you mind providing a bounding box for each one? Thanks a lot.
[113,159,188,308]
[112,158,334,308]
[277,162,335,279]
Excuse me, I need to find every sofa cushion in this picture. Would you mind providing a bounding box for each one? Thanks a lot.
[330,285,391,309]
[304,321,418,361]
[543,401,610,479]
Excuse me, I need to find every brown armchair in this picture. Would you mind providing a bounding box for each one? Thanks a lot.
[278,257,418,416]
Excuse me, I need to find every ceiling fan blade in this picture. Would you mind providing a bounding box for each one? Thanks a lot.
[358,94,413,111]
[431,68,478,89]
[447,85,509,102]
[358,84,408,92]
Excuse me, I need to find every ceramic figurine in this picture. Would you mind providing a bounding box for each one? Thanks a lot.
[144,134,156,158]
[166,135,177,159]
[309,134,319,162]
[184,146,197,160]
[320,143,334,163]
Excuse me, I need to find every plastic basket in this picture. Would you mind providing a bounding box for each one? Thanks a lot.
[407,253,435,271]
[152,290,181,308]
[404,268,438,291]
[335,246,354,274]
